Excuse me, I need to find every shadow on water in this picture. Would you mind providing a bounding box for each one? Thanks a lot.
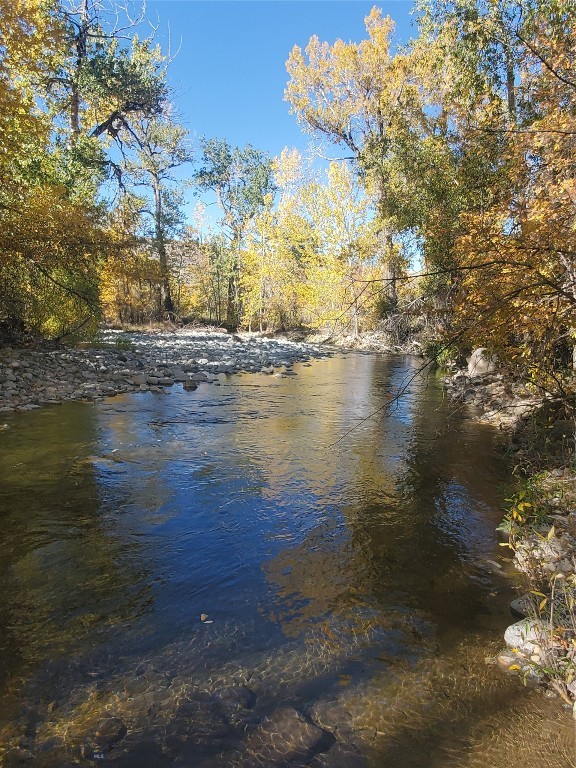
[0,353,574,767]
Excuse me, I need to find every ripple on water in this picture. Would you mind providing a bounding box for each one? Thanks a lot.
[0,353,572,767]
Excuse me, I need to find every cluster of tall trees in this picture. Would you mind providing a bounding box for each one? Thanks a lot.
[1,1,575,402]
[285,1,576,401]
[0,0,191,337]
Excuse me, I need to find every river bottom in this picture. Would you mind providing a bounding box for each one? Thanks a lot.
[0,353,574,766]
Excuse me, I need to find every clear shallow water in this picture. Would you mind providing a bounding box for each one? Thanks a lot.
[0,353,573,767]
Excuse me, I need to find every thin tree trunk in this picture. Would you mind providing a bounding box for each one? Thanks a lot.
[71,0,89,141]
[152,176,174,316]
[375,176,398,313]
[506,56,516,119]
[377,227,398,312]
[226,237,242,328]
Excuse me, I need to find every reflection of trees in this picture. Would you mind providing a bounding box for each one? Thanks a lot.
[0,403,154,697]
[264,356,511,641]
[0,356,513,737]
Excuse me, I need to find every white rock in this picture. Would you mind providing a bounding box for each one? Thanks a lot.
[504,619,548,654]
[467,348,496,377]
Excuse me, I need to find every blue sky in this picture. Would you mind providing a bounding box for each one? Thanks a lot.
[147,1,417,156]
[142,1,418,225]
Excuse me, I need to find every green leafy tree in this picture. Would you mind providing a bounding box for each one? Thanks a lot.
[47,0,168,194]
[123,116,193,318]
[194,138,276,327]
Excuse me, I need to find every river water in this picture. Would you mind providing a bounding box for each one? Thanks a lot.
[0,353,573,767]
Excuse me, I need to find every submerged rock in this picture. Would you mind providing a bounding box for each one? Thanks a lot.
[163,696,231,756]
[216,685,257,712]
[94,717,127,751]
[238,707,334,767]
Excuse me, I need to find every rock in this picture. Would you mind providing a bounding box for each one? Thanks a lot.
[169,368,189,381]
[239,707,333,767]
[95,717,127,751]
[510,594,534,619]
[504,618,547,654]
[497,651,518,670]
[163,697,230,755]
[105,736,167,767]
[0,331,328,411]
[190,371,210,382]
[216,685,257,712]
[467,348,496,377]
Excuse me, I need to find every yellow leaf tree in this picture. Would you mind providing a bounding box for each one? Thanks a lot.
[285,7,416,310]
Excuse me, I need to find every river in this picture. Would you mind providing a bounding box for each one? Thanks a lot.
[0,352,573,767]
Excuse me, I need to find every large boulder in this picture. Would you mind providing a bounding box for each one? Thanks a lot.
[467,348,496,377]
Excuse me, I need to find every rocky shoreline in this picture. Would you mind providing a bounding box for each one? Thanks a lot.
[443,349,576,711]
[443,348,542,431]
[0,329,335,413]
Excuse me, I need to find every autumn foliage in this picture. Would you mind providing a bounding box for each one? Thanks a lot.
[0,0,574,412]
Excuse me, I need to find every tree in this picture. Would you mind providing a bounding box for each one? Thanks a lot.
[47,0,168,193]
[242,151,377,334]
[444,1,576,396]
[100,192,163,324]
[194,138,276,327]
[285,7,415,309]
[300,161,376,334]
[123,116,193,318]
[242,197,309,332]
[0,1,175,337]
[0,0,112,337]
[416,0,523,120]
[0,0,61,189]
[388,0,576,408]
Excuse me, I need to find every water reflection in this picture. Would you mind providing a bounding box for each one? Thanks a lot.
[0,405,154,682]
[0,354,572,766]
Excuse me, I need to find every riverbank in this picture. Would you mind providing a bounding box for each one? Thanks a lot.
[305,328,424,355]
[444,356,576,710]
[0,329,334,413]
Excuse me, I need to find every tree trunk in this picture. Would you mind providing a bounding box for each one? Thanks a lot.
[226,237,242,329]
[352,297,359,338]
[226,269,238,328]
[70,0,89,141]
[152,176,174,317]
[375,176,398,313]
[377,227,398,313]
[506,55,516,120]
